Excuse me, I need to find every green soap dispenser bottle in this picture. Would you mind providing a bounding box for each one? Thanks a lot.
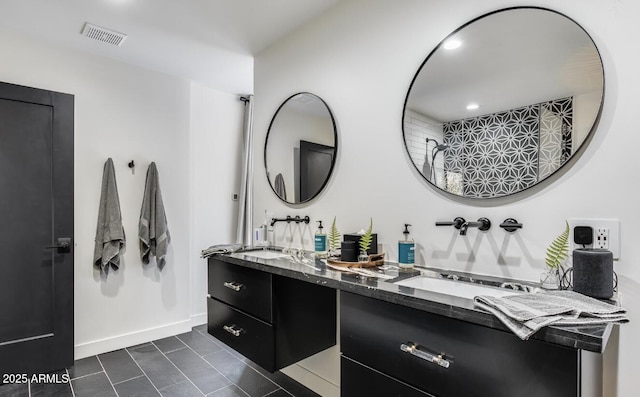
[315,220,327,258]
[398,224,415,268]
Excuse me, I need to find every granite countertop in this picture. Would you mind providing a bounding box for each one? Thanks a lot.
[213,248,613,353]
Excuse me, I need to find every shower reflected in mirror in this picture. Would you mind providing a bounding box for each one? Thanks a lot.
[424,138,450,186]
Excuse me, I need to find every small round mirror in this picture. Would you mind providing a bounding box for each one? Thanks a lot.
[403,7,604,199]
[265,93,337,203]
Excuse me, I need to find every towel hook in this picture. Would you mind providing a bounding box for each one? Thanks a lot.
[128,160,135,174]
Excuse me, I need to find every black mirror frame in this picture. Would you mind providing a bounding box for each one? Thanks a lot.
[264,92,339,204]
[402,6,605,201]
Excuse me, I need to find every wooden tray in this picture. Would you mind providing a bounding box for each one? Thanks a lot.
[327,252,385,268]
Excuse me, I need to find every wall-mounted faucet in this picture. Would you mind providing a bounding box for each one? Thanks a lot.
[270,215,310,227]
[459,217,491,236]
[436,218,525,234]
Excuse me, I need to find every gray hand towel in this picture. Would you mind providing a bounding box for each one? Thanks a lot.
[200,243,244,258]
[139,162,170,269]
[474,290,628,340]
[274,173,287,201]
[93,158,126,275]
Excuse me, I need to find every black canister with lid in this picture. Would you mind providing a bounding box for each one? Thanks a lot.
[340,241,357,262]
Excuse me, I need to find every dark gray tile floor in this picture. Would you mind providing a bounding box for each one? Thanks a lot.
[0,325,320,397]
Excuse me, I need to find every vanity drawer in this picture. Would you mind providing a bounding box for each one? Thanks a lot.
[340,292,579,397]
[208,258,272,322]
[207,297,275,371]
[341,356,433,397]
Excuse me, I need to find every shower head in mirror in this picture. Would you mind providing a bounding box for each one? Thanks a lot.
[426,138,449,152]
[435,143,450,152]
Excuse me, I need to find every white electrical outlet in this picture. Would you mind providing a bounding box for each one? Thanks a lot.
[568,219,620,260]
[594,228,609,249]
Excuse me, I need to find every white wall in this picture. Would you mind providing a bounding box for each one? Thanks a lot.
[189,83,245,323]
[0,27,243,358]
[254,0,640,395]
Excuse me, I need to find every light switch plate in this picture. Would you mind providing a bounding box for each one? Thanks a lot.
[567,219,620,260]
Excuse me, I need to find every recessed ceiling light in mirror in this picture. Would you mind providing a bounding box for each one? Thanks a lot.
[443,39,462,50]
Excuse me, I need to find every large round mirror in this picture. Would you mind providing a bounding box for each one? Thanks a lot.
[403,7,604,199]
[265,93,337,203]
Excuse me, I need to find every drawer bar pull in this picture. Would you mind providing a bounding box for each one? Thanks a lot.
[223,324,244,337]
[400,342,451,369]
[223,281,244,292]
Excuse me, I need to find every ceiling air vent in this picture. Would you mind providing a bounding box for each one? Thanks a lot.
[81,23,127,47]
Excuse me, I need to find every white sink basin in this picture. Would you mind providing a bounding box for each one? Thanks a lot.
[395,276,522,300]
[240,250,289,260]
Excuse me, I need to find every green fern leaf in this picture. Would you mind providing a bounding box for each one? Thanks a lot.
[545,221,569,269]
[328,216,341,251]
[359,218,373,253]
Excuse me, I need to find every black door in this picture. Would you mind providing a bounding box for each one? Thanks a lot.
[0,82,74,375]
[299,140,334,202]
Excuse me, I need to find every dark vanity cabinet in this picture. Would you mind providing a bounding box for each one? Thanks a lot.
[207,258,336,372]
[341,292,580,397]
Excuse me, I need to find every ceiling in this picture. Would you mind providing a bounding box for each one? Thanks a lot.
[0,0,343,94]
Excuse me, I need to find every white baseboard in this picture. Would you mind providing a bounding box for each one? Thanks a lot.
[190,312,207,328]
[74,319,193,360]
[280,363,340,397]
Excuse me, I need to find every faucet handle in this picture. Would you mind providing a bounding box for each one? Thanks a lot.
[499,218,522,233]
[435,217,466,229]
